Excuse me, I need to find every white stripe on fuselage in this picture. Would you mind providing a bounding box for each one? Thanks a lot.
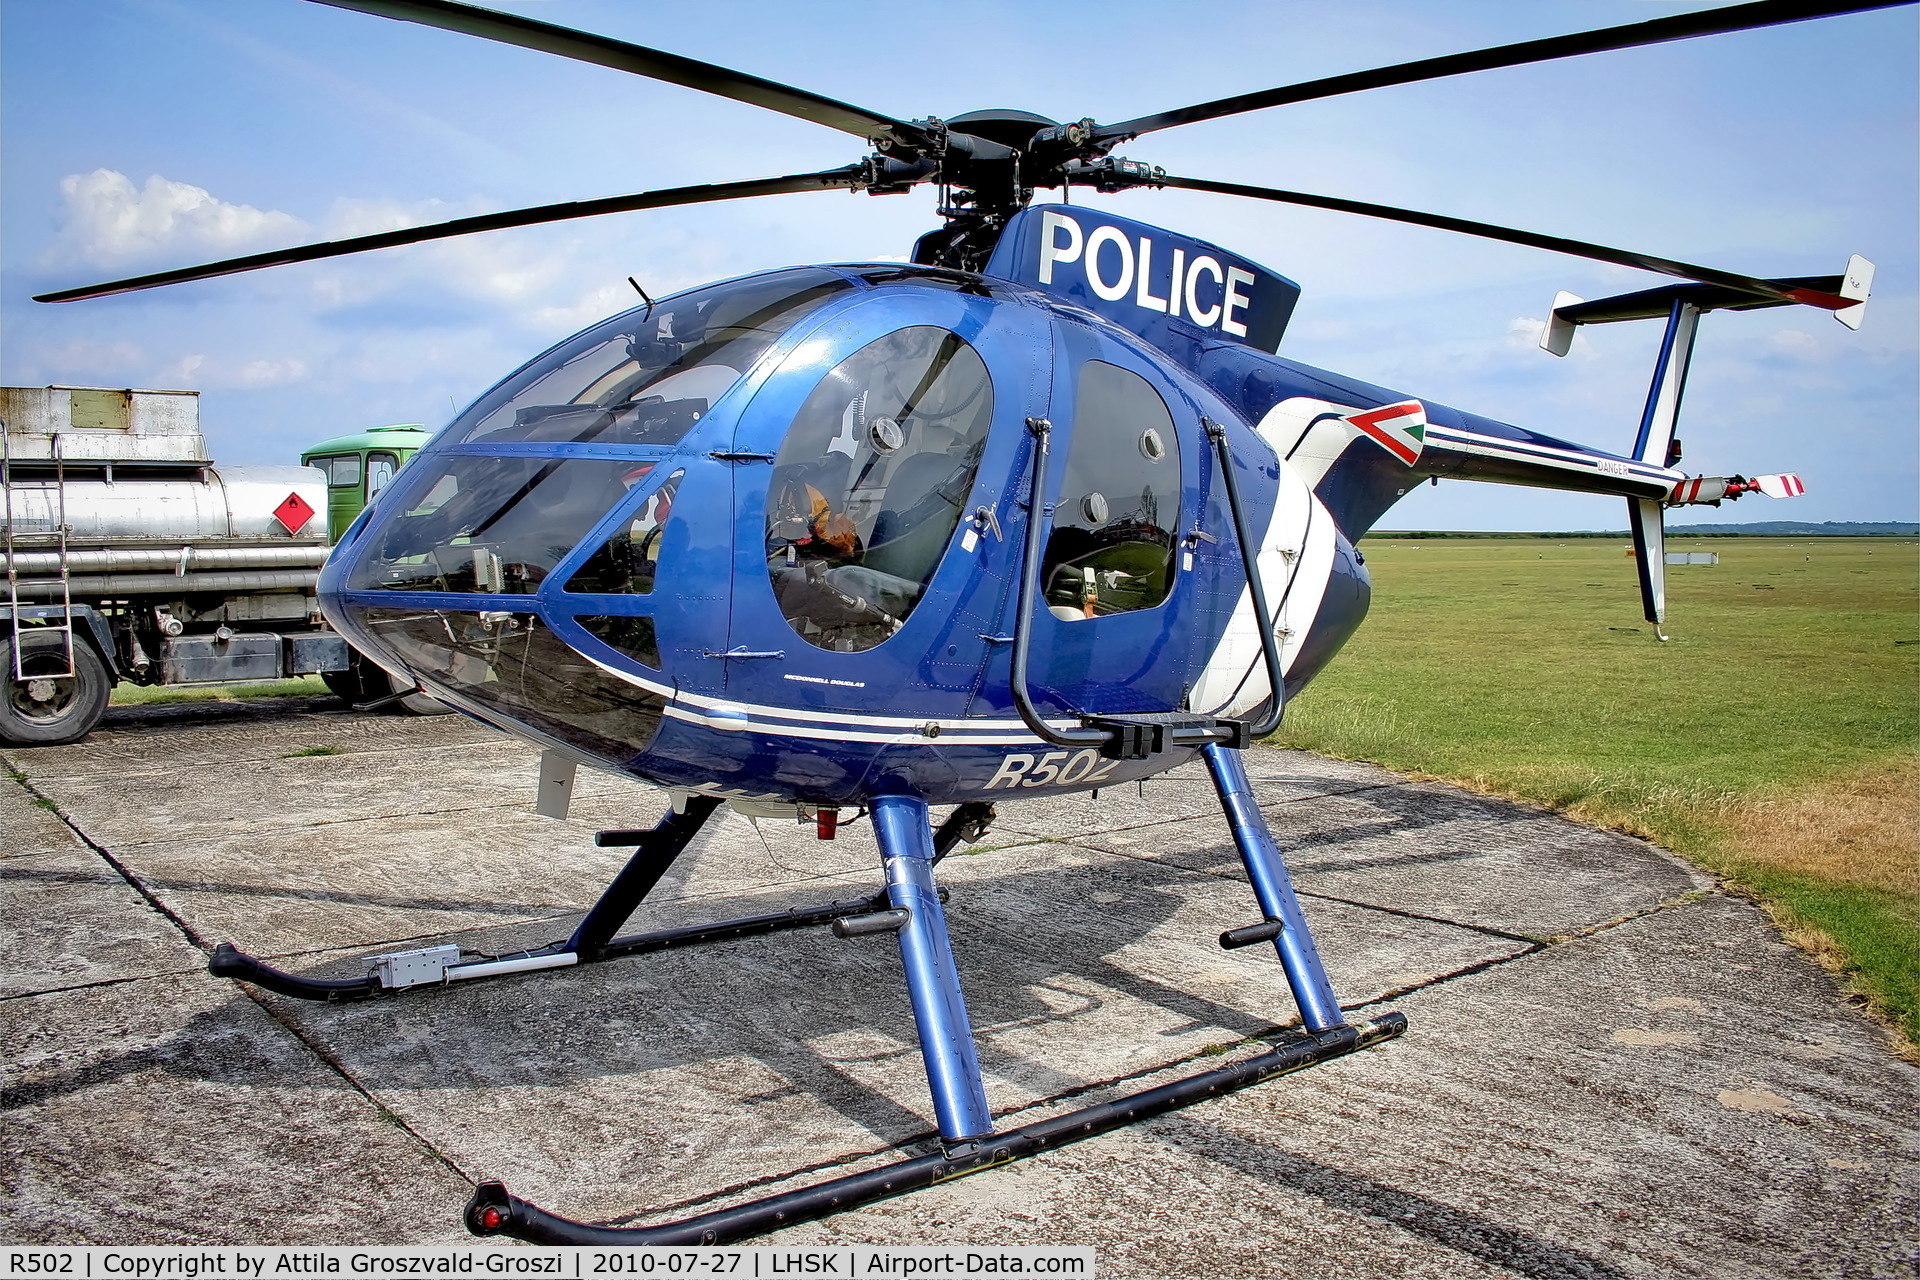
[571,643,1075,747]
[1189,428,1335,720]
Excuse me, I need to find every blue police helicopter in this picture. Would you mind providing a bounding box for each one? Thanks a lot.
[37,0,1896,1246]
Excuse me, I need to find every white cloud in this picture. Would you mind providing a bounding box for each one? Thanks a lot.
[53,169,306,266]
[236,357,310,387]
[529,280,635,334]
[1507,316,1544,350]
[160,351,309,389]
[304,195,581,309]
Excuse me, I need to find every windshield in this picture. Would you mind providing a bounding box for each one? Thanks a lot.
[452,268,853,446]
[355,608,666,758]
[346,457,642,594]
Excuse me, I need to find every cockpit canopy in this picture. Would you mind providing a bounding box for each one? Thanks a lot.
[320,264,1081,764]
[344,269,851,596]
[457,269,851,446]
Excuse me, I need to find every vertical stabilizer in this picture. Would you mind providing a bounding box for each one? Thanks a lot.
[1634,301,1701,465]
[1628,498,1668,641]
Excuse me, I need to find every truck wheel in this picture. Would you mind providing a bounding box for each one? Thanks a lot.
[0,632,112,747]
[392,678,451,716]
[325,649,450,716]
[321,665,376,704]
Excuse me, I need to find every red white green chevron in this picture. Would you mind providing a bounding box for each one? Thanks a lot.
[1347,400,1427,466]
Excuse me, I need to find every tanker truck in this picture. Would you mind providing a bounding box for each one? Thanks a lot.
[1,385,437,746]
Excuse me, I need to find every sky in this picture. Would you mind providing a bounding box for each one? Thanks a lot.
[3,0,1915,531]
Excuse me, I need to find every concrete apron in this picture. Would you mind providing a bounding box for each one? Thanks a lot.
[2,697,1914,1278]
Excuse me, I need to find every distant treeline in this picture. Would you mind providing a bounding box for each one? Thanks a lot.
[1369,521,1918,540]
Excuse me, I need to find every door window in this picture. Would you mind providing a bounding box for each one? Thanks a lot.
[314,455,362,489]
[1042,361,1182,619]
[565,468,684,596]
[366,452,398,498]
[764,326,993,652]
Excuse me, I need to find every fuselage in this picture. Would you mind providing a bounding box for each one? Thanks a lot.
[320,212,1680,812]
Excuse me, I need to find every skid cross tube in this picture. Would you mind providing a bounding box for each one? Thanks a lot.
[467,1013,1407,1245]
[207,800,1000,1001]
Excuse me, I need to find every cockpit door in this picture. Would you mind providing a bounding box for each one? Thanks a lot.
[721,285,1050,727]
[1025,324,1199,717]
[726,321,1003,679]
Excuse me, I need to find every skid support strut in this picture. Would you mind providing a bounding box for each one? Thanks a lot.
[1204,744,1343,1032]
[567,796,724,959]
[873,794,994,1141]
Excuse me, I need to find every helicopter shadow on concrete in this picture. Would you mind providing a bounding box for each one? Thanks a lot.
[0,963,1627,1279]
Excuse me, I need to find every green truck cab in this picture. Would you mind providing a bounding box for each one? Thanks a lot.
[298,424,445,714]
[301,424,434,543]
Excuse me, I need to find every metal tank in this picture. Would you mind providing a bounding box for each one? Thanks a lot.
[1,465,328,560]
[2,385,329,592]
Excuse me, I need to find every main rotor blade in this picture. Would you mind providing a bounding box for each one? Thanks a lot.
[1102,0,1913,140]
[306,0,923,145]
[34,169,864,304]
[1158,174,1851,310]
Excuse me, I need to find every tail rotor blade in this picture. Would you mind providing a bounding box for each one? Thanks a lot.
[1098,0,1913,142]
[34,168,865,304]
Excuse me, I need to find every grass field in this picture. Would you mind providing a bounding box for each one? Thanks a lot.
[1274,535,1919,1053]
[109,674,331,706]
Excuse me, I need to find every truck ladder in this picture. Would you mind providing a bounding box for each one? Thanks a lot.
[2,422,78,680]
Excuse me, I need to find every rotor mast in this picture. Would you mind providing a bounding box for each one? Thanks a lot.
[862,109,1146,272]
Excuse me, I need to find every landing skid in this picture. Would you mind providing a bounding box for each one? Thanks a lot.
[207,745,1407,1244]
[466,1014,1405,1245]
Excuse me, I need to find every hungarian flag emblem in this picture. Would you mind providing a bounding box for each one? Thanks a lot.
[1347,400,1427,466]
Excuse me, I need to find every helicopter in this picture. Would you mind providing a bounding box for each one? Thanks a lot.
[31,0,1901,1248]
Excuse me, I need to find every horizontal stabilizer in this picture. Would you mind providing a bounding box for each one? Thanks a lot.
[1540,257,1874,352]
[1834,255,1873,331]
